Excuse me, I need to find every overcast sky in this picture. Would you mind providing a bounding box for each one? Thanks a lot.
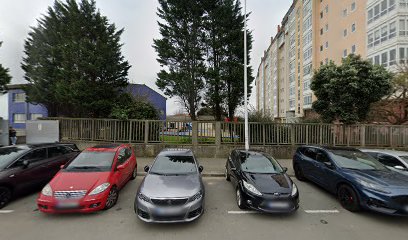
[0,0,291,115]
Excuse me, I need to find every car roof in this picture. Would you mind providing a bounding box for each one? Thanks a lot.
[360,149,408,157]
[300,145,360,152]
[86,143,124,152]
[158,148,194,156]
[234,149,267,156]
[10,143,76,150]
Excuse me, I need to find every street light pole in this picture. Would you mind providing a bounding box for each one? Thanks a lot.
[244,0,249,151]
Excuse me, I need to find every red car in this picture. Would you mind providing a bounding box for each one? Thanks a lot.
[37,144,137,213]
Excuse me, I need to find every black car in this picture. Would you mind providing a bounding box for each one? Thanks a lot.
[0,143,79,209]
[225,150,299,213]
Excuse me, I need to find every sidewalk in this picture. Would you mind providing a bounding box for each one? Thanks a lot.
[136,157,294,177]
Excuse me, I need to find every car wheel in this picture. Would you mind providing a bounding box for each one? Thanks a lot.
[294,164,306,181]
[338,185,360,212]
[130,166,137,180]
[0,187,12,209]
[104,186,119,210]
[236,188,246,209]
[225,168,230,181]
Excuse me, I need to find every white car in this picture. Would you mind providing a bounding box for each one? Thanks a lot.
[360,149,408,172]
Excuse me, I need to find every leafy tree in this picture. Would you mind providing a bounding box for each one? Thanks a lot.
[311,54,393,124]
[22,0,130,117]
[0,42,11,93]
[110,93,160,120]
[369,63,408,124]
[154,0,206,121]
[202,0,253,121]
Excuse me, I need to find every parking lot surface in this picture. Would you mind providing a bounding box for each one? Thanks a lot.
[1,176,408,240]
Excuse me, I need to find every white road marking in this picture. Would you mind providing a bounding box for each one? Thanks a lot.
[0,210,14,213]
[304,210,339,214]
[228,210,259,214]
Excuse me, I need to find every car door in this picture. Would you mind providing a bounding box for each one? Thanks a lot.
[228,151,240,188]
[45,146,77,179]
[378,154,407,171]
[115,148,131,187]
[7,148,49,192]
[298,147,319,182]
[313,149,338,190]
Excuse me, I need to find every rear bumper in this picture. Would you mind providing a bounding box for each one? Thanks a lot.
[37,191,110,213]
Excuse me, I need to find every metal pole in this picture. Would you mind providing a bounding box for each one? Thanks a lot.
[244,0,249,151]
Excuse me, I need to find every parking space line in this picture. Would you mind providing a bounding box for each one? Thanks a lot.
[228,210,259,214]
[0,210,14,213]
[304,210,339,213]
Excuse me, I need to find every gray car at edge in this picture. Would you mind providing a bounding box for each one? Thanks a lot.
[135,149,205,223]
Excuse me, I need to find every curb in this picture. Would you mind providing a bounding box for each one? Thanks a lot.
[137,172,295,178]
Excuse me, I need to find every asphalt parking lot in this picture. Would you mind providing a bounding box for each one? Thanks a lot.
[1,176,408,240]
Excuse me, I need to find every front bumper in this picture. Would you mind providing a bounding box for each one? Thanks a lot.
[358,189,408,216]
[241,190,299,214]
[37,191,110,213]
[135,196,204,223]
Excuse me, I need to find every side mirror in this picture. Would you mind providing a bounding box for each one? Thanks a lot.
[22,160,29,169]
[282,167,288,173]
[144,165,150,173]
[324,162,335,169]
[117,165,125,171]
[198,166,204,173]
[394,166,405,170]
[60,165,65,169]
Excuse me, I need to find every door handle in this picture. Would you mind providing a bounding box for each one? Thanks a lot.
[9,174,15,178]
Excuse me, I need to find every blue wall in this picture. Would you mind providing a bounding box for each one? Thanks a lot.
[124,84,167,120]
[8,89,48,129]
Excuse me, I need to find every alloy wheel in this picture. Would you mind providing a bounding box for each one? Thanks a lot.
[0,187,12,209]
[338,185,360,212]
[130,167,137,180]
[104,187,118,210]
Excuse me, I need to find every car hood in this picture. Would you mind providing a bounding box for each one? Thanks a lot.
[243,172,292,194]
[343,168,408,189]
[140,174,202,198]
[49,171,111,192]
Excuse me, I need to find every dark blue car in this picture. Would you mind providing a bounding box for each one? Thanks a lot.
[293,146,408,216]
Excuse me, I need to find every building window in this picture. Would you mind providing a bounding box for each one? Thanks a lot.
[381,52,388,67]
[31,114,43,120]
[381,25,388,42]
[390,49,397,65]
[374,29,381,46]
[325,58,329,64]
[344,29,348,37]
[351,2,356,11]
[304,94,312,106]
[375,55,380,65]
[400,47,406,63]
[325,24,329,31]
[368,9,374,24]
[381,0,388,16]
[320,11,323,18]
[343,49,348,58]
[389,21,397,39]
[13,114,26,124]
[401,0,408,7]
[400,19,406,36]
[13,93,26,103]
[368,33,374,48]
[325,5,329,13]
[351,45,356,54]
[389,0,396,11]
[325,41,329,48]
[351,23,356,32]
[343,9,347,17]
[320,28,324,35]
[320,45,323,51]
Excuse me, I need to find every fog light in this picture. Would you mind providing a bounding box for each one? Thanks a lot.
[39,205,48,209]
[89,203,101,208]
[247,200,252,205]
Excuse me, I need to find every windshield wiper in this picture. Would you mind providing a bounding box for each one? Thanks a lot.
[70,166,101,170]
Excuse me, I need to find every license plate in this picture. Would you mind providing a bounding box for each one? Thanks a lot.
[57,201,79,208]
[268,201,290,209]
[154,207,180,215]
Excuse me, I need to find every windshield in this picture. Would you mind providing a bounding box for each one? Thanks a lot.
[0,147,29,169]
[330,150,387,171]
[399,156,408,165]
[65,151,115,172]
[150,155,197,175]
[240,153,283,174]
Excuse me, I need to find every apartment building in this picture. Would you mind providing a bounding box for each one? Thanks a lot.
[256,0,367,121]
[366,0,408,71]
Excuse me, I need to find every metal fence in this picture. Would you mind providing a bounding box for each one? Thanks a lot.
[47,118,408,147]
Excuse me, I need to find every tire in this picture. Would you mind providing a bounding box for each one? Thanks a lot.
[338,185,360,212]
[225,168,230,181]
[130,166,137,180]
[104,186,119,210]
[294,164,306,181]
[0,187,12,209]
[236,188,246,209]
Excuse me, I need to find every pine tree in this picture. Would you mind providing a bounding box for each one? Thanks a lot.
[0,41,11,93]
[154,0,206,121]
[22,0,130,117]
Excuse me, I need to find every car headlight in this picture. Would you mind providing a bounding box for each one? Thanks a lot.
[358,180,390,194]
[138,193,151,202]
[89,183,110,195]
[291,183,298,197]
[189,191,203,202]
[41,184,53,196]
[242,180,262,196]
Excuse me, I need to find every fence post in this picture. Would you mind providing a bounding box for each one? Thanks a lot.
[192,121,198,146]
[215,122,221,146]
[291,124,295,146]
[319,125,323,145]
[91,119,95,141]
[360,125,366,147]
[347,126,351,146]
[144,120,149,144]
[129,120,133,143]
[390,126,393,147]
[262,123,266,146]
[333,125,336,146]
[305,125,309,145]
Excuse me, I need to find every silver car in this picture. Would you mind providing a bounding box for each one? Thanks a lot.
[135,149,204,223]
[360,149,408,172]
